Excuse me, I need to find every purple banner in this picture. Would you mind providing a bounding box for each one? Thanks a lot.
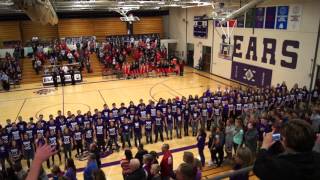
[231,61,272,87]
[265,7,276,29]
[255,7,265,28]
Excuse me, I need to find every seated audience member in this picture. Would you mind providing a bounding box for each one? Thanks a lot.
[121,149,133,179]
[175,163,197,180]
[64,158,77,180]
[126,158,146,180]
[253,120,320,180]
[84,154,99,180]
[230,147,253,180]
[92,169,106,180]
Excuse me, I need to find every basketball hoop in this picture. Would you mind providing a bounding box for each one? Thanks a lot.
[215,19,237,60]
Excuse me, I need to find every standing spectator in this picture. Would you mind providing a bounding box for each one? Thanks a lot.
[244,122,258,156]
[254,120,320,180]
[90,143,101,168]
[64,158,77,180]
[233,119,244,153]
[0,71,10,91]
[311,108,320,133]
[230,147,253,180]
[126,159,146,180]
[92,169,106,180]
[175,163,197,180]
[149,151,159,164]
[59,68,66,86]
[208,127,224,167]
[197,128,206,166]
[120,149,133,179]
[52,71,58,88]
[160,144,173,180]
[69,67,76,85]
[83,153,98,180]
[225,119,235,160]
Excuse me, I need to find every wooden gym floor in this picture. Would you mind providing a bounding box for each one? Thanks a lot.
[0,67,247,180]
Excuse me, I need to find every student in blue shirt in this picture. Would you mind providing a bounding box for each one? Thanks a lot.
[84,153,98,180]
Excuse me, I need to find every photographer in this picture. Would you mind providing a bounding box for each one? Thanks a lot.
[253,119,320,180]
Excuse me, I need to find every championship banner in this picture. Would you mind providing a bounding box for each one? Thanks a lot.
[231,61,272,87]
[255,7,265,28]
[265,7,277,29]
[276,6,289,30]
[193,16,208,38]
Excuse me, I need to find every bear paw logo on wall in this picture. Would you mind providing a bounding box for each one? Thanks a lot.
[34,88,57,95]
[243,68,256,82]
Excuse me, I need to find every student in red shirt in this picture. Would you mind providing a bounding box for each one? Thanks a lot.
[160,144,173,180]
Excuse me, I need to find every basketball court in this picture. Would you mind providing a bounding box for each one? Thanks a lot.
[0,67,244,180]
[0,0,319,180]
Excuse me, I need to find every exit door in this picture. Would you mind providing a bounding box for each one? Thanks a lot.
[187,43,194,67]
[202,46,211,73]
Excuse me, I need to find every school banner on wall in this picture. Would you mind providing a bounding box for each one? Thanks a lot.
[193,16,208,38]
[276,6,289,30]
[255,7,265,28]
[288,4,303,31]
[231,61,272,87]
[265,7,277,29]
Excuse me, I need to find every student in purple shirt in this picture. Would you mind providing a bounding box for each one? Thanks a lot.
[107,121,120,152]
[9,140,21,165]
[62,128,73,163]
[17,116,27,132]
[165,108,174,140]
[47,129,61,167]
[182,104,190,137]
[154,110,164,143]
[121,118,132,149]
[10,123,22,148]
[175,108,183,139]
[95,118,106,152]
[76,110,85,128]
[197,129,206,166]
[74,125,84,158]
[0,138,10,171]
[191,107,200,137]
[22,133,34,168]
[84,123,94,151]
[133,115,142,147]
[145,114,153,144]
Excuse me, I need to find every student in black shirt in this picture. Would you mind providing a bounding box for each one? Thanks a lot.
[47,129,61,168]
[61,128,73,163]
[73,125,84,158]
[22,134,34,168]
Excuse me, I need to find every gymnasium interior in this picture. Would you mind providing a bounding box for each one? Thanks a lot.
[0,0,320,180]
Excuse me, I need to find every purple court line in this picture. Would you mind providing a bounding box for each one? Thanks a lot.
[48,143,199,177]
[76,143,198,173]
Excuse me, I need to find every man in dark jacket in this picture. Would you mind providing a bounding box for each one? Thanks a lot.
[135,144,148,167]
[253,119,320,180]
[126,158,146,180]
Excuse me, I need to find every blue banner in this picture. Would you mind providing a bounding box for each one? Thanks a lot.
[194,16,208,38]
[255,7,265,28]
[276,6,289,30]
[231,61,273,87]
[265,7,276,29]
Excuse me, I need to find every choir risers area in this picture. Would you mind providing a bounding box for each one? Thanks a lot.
[20,53,104,84]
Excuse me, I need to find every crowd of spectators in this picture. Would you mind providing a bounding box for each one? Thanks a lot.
[0,48,22,91]
[31,39,92,76]
[96,34,184,79]
[1,82,320,179]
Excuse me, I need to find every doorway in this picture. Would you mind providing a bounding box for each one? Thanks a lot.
[202,46,211,73]
[187,43,194,67]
